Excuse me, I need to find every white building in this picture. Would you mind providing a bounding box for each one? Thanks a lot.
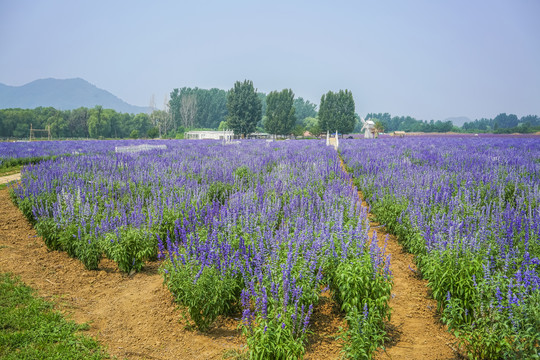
[184,130,234,141]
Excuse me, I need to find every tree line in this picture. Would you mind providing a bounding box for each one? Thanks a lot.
[2,80,539,139]
[364,112,540,134]
[365,113,455,133]
[462,113,540,133]
[166,83,321,137]
[0,106,157,140]
[168,80,356,138]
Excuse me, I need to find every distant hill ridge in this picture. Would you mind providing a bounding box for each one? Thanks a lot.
[0,78,149,114]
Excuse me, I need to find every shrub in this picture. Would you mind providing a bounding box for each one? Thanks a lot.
[102,227,157,273]
[161,257,242,332]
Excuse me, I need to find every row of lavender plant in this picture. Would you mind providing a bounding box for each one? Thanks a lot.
[340,137,540,359]
[0,139,173,168]
[10,139,392,358]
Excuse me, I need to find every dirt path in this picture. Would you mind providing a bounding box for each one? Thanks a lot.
[369,214,459,359]
[0,172,21,184]
[337,157,458,359]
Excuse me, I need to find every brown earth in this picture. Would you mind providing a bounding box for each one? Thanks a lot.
[1,167,460,359]
[0,173,21,184]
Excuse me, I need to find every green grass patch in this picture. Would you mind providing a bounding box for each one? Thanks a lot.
[0,154,70,171]
[0,165,22,176]
[0,273,110,360]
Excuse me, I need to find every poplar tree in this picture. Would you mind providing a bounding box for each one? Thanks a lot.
[264,89,296,136]
[318,90,355,135]
[226,80,262,137]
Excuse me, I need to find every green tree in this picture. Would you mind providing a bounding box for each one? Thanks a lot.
[293,97,317,125]
[2,109,34,138]
[218,121,229,131]
[304,116,320,137]
[226,80,262,137]
[257,92,267,129]
[169,87,228,130]
[147,127,159,139]
[198,88,228,128]
[434,120,453,132]
[318,90,356,135]
[148,109,171,138]
[367,113,392,132]
[169,88,181,131]
[13,122,30,138]
[104,109,122,138]
[68,107,90,138]
[117,113,132,138]
[48,110,69,138]
[33,107,56,130]
[521,115,540,127]
[318,91,333,132]
[494,113,519,129]
[132,113,151,137]
[373,119,384,134]
[179,94,198,129]
[88,106,111,138]
[87,115,99,138]
[292,124,305,138]
[386,115,420,132]
[264,89,296,136]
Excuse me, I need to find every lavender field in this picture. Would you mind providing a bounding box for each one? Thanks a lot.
[7,136,540,359]
[0,139,173,168]
[9,140,391,359]
[341,137,540,359]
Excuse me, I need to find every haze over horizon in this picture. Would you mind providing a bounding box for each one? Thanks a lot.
[1,0,539,121]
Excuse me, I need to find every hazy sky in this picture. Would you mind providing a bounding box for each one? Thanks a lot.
[1,0,539,120]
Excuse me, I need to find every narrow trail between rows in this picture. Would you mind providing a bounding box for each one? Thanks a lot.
[338,156,459,359]
[366,204,458,360]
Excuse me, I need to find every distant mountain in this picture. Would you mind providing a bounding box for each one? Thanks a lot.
[0,78,149,114]
[444,116,471,127]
